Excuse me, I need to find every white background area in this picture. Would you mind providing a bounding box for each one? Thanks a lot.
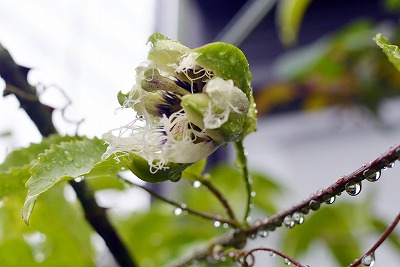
[0,1,399,266]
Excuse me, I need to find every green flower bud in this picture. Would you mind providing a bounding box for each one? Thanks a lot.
[102,32,257,183]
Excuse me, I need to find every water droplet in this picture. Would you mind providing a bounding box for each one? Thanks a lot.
[362,252,375,266]
[63,151,74,162]
[364,169,381,182]
[58,161,64,166]
[251,191,256,197]
[50,178,57,183]
[45,165,52,171]
[283,215,295,229]
[222,223,229,228]
[74,162,81,168]
[74,176,84,183]
[269,251,276,257]
[32,172,38,178]
[284,258,291,265]
[292,212,305,224]
[213,221,221,228]
[259,230,268,238]
[250,232,257,239]
[174,207,183,216]
[309,200,321,210]
[383,160,395,169]
[325,196,336,204]
[120,167,126,171]
[246,216,253,223]
[345,182,362,196]
[193,181,201,188]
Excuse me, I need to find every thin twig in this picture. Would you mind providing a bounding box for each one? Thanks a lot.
[348,211,400,267]
[167,144,400,267]
[186,175,238,224]
[125,179,242,228]
[236,247,306,267]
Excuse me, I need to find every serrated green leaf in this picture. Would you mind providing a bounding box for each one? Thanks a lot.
[0,134,81,172]
[22,137,107,225]
[374,33,400,72]
[277,0,312,45]
[0,135,83,200]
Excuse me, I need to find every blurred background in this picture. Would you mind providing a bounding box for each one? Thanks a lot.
[1,0,400,266]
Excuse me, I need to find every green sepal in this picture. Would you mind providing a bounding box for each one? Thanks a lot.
[146,32,190,73]
[125,153,191,183]
[193,42,252,97]
[182,92,249,143]
[193,42,257,138]
[117,91,130,106]
[374,33,400,72]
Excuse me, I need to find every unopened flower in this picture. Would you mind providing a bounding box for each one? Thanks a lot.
[102,33,257,183]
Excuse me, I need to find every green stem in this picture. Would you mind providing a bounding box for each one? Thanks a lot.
[233,140,252,224]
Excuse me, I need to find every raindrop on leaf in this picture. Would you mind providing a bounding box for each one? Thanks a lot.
[213,221,221,228]
[345,182,362,196]
[63,151,74,162]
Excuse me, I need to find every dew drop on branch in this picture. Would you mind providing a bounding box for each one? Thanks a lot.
[213,221,221,228]
[174,207,183,216]
[325,196,336,204]
[259,230,268,238]
[345,182,362,196]
[193,181,201,188]
[283,215,295,229]
[362,252,375,267]
[364,169,381,182]
[292,212,304,224]
[283,258,291,265]
[309,200,321,210]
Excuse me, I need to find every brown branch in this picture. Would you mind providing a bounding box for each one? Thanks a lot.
[201,179,238,223]
[168,144,400,267]
[0,43,136,267]
[348,211,400,267]
[126,179,242,228]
